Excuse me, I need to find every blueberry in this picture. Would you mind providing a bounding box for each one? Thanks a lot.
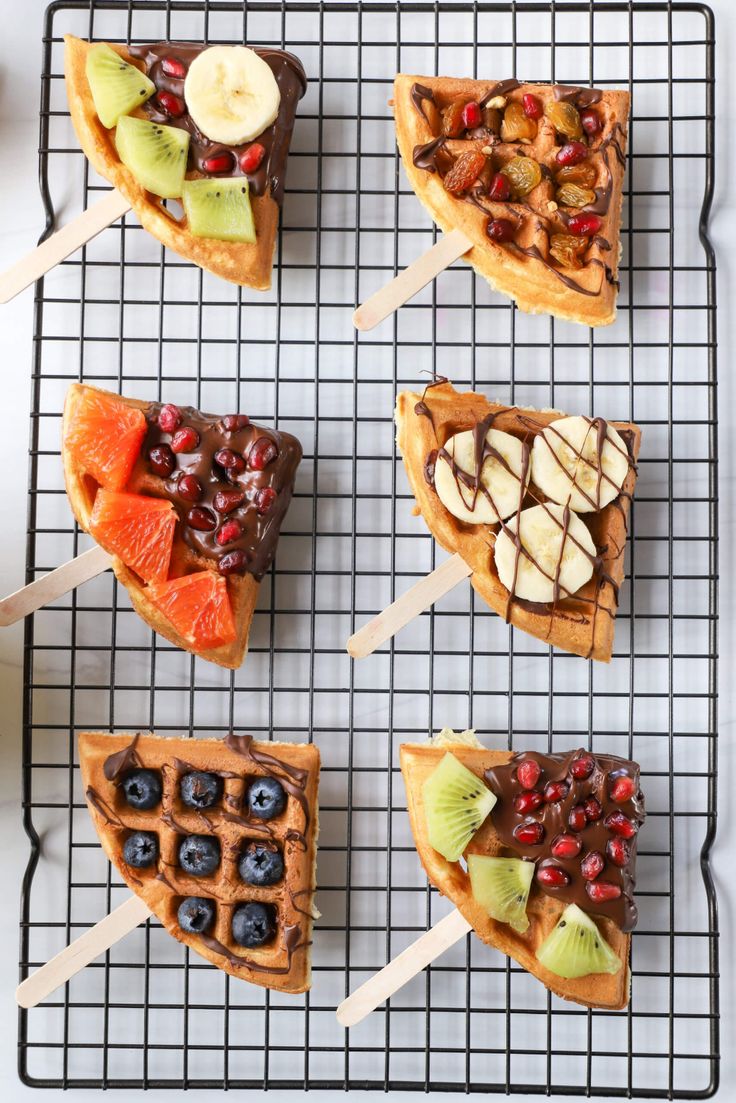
[247,776,286,821]
[180,771,223,810]
[238,842,284,887]
[231,902,276,948]
[123,831,158,869]
[178,834,220,877]
[177,896,216,934]
[121,768,162,810]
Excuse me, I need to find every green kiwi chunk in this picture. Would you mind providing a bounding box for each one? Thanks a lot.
[467,854,534,933]
[181,178,256,243]
[536,903,622,979]
[115,116,189,199]
[86,43,155,128]
[422,752,496,862]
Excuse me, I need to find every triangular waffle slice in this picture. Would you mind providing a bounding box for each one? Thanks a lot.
[79,731,320,994]
[64,36,307,289]
[400,739,645,1009]
[395,380,640,661]
[393,75,629,325]
[63,382,301,667]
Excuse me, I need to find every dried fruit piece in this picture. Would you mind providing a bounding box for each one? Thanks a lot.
[441,97,471,137]
[500,155,542,197]
[443,150,487,195]
[462,101,482,128]
[522,93,543,120]
[487,218,516,243]
[556,140,589,167]
[544,99,583,140]
[580,107,602,136]
[567,211,603,237]
[488,171,511,201]
[556,183,596,208]
[549,233,589,269]
[501,101,537,142]
[556,161,597,188]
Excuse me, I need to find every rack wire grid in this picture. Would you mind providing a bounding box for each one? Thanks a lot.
[17,0,718,1095]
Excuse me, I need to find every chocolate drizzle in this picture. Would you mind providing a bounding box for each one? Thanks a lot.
[224,733,311,834]
[103,733,143,781]
[201,921,309,975]
[552,84,603,107]
[410,82,436,121]
[479,78,521,106]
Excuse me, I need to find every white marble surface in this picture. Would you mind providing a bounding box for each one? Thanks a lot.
[0,0,734,1100]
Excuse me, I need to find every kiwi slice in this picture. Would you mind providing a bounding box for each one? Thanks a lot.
[115,116,189,199]
[182,179,256,243]
[86,43,155,129]
[422,752,496,862]
[536,903,622,979]
[467,854,534,933]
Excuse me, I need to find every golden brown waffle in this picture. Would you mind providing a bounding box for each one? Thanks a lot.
[400,741,631,1010]
[64,35,296,290]
[79,731,320,994]
[393,74,629,325]
[395,381,640,662]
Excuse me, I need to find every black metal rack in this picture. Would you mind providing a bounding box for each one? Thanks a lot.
[19,0,718,1095]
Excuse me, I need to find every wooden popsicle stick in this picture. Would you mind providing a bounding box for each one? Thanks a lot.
[336,907,472,1028]
[0,544,113,627]
[347,552,472,659]
[0,188,132,304]
[16,894,152,1008]
[353,228,473,331]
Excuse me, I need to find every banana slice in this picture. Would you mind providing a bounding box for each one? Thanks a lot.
[531,415,630,514]
[434,428,530,525]
[494,503,596,603]
[184,46,280,146]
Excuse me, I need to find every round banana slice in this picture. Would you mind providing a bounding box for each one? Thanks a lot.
[434,428,530,525]
[531,415,630,513]
[494,503,596,603]
[184,46,281,146]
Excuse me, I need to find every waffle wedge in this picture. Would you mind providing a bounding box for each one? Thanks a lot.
[393,75,629,325]
[79,731,320,994]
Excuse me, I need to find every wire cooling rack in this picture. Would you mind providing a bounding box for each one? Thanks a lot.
[18,0,718,1095]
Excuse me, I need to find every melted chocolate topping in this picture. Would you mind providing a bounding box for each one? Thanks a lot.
[128,42,307,205]
[224,733,311,833]
[552,84,603,107]
[485,750,645,930]
[410,82,436,121]
[103,733,143,781]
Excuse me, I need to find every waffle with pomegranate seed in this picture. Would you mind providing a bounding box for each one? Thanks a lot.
[395,381,640,661]
[79,731,320,994]
[62,383,301,668]
[393,74,629,326]
[401,741,645,1009]
[64,35,306,290]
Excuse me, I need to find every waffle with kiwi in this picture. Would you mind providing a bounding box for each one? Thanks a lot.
[79,731,320,994]
[395,380,640,662]
[394,75,628,326]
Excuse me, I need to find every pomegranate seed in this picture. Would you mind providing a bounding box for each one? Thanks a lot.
[544,780,569,803]
[213,488,245,515]
[610,775,635,803]
[584,796,602,821]
[148,444,175,477]
[488,172,511,202]
[516,758,541,790]
[157,90,185,117]
[487,217,516,243]
[203,152,235,174]
[161,56,186,79]
[522,93,543,120]
[570,754,595,780]
[187,506,217,532]
[606,837,630,867]
[218,549,248,575]
[513,790,544,814]
[239,143,266,174]
[214,447,247,475]
[537,865,570,888]
[586,880,622,903]
[461,101,482,129]
[513,821,545,846]
[605,811,637,839]
[222,414,250,432]
[551,833,582,859]
[556,140,589,166]
[567,211,603,237]
[255,486,277,514]
[580,851,605,881]
[215,519,243,546]
[177,474,202,502]
[568,804,587,832]
[248,436,278,470]
[158,403,181,433]
[580,107,602,136]
[171,426,199,453]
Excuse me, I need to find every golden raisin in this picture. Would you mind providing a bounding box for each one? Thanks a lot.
[556,183,596,208]
[500,101,537,142]
[544,100,583,140]
[441,97,471,137]
[500,155,542,197]
[549,233,589,269]
[443,150,487,195]
[555,161,597,188]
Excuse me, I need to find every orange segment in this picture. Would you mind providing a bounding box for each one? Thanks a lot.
[64,386,147,490]
[90,490,176,583]
[146,572,236,650]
